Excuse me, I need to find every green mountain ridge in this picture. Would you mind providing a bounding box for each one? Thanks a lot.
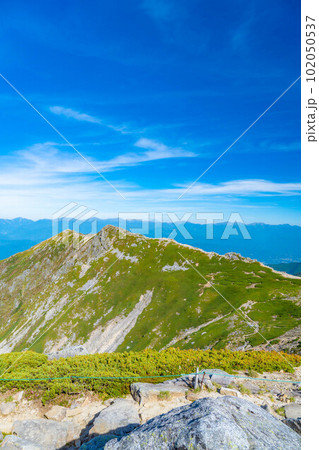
[0,225,301,354]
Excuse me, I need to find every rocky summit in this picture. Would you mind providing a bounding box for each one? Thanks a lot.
[0,226,300,354]
[104,397,301,450]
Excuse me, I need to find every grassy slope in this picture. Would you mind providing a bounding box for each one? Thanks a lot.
[0,226,301,353]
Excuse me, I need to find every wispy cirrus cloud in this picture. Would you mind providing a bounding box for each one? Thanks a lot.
[0,143,300,220]
[93,138,196,169]
[49,106,102,124]
[0,143,298,197]
[133,138,195,159]
[173,179,301,197]
[49,105,143,135]
[0,140,196,184]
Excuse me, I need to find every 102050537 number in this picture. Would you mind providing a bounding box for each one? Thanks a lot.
[306,16,316,83]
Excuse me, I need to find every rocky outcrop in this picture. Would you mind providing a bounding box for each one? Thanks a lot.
[46,345,88,360]
[84,290,154,353]
[130,380,188,405]
[89,399,140,436]
[11,419,81,449]
[104,397,301,449]
[0,370,302,449]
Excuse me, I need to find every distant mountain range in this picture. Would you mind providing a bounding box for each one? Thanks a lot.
[269,262,301,277]
[0,219,300,269]
[0,226,301,354]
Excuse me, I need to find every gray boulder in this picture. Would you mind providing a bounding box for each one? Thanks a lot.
[219,387,240,397]
[12,419,80,449]
[104,397,301,449]
[46,345,88,360]
[284,403,301,420]
[90,399,140,436]
[0,402,16,416]
[44,405,67,421]
[130,382,187,405]
[204,369,232,386]
[238,380,260,395]
[0,435,42,449]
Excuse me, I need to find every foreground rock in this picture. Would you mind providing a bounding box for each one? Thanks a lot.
[11,419,81,449]
[0,435,42,449]
[80,435,117,449]
[105,397,301,449]
[90,398,139,436]
[283,418,301,435]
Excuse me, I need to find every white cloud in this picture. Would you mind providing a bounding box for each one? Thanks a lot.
[0,140,196,186]
[49,106,102,124]
[0,142,300,220]
[107,138,196,165]
[49,105,145,136]
[173,179,301,197]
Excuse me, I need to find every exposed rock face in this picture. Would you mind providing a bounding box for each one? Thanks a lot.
[282,418,301,435]
[84,290,154,353]
[104,397,301,449]
[89,399,140,436]
[46,345,88,360]
[12,419,81,449]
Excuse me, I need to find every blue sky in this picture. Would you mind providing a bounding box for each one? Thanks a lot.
[0,0,300,224]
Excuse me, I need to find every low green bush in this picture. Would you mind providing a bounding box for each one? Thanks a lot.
[0,348,300,404]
